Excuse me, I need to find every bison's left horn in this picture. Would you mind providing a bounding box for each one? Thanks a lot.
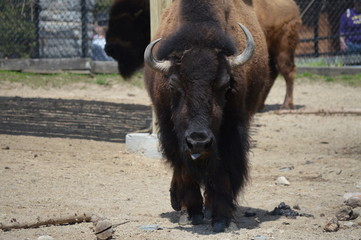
[144,38,172,73]
[227,23,255,68]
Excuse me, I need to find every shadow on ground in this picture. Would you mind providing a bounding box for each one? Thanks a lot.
[159,206,282,235]
[0,96,152,143]
[259,104,305,113]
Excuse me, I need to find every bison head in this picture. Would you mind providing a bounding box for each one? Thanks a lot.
[145,24,254,167]
[105,0,150,78]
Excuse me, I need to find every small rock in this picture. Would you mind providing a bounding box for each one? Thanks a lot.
[324,216,339,232]
[343,222,357,228]
[336,206,358,221]
[275,176,290,186]
[343,192,361,200]
[95,219,113,240]
[279,166,294,172]
[344,196,361,208]
[293,204,300,210]
[254,235,268,240]
[268,202,299,218]
[304,160,314,165]
[139,224,162,231]
[37,236,54,240]
[357,182,361,189]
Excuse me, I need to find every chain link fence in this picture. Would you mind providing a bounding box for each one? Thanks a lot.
[296,0,361,65]
[0,0,360,65]
[0,0,113,61]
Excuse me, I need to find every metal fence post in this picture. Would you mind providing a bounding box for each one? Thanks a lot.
[34,0,40,59]
[81,0,90,58]
[313,0,322,58]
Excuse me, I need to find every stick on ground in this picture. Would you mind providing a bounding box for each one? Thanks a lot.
[0,212,93,231]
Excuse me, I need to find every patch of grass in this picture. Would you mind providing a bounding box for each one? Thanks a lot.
[296,72,361,87]
[0,70,145,89]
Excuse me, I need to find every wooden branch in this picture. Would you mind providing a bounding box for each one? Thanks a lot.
[0,213,93,231]
[272,109,361,116]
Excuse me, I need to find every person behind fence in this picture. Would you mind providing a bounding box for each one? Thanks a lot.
[339,0,361,53]
[92,21,114,61]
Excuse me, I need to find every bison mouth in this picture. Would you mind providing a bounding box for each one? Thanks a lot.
[184,129,215,161]
[104,42,143,78]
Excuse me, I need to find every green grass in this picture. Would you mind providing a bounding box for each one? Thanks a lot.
[0,70,359,89]
[0,70,144,89]
[296,72,361,87]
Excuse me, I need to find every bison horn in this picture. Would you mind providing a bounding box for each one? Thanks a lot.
[144,38,172,73]
[227,23,255,68]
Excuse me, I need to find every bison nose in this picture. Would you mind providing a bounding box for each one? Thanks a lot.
[185,130,213,159]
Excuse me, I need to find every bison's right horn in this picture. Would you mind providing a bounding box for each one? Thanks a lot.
[227,23,255,68]
[144,38,172,73]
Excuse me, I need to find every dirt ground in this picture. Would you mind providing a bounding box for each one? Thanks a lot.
[0,76,361,240]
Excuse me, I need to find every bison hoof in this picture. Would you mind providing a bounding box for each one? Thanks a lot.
[212,221,226,232]
[281,103,293,109]
[212,218,230,233]
[179,211,203,225]
[179,211,191,225]
[191,214,203,225]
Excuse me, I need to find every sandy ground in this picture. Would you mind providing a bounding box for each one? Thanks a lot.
[0,76,361,240]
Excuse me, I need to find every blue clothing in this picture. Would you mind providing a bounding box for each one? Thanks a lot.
[340,8,361,44]
[92,35,114,61]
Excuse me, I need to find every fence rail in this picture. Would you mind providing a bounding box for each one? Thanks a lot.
[0,0,360,67]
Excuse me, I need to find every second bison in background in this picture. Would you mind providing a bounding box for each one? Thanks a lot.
[254,0,302,109]
[105,0,301,109]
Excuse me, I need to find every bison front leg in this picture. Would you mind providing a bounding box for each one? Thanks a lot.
[170,167,204,225]
[204,173,234,232]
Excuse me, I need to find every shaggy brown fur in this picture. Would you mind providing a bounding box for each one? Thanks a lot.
[144,0,269,233]
[254,0,302,109]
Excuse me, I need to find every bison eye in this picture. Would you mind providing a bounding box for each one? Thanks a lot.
[168,74,181,92]
[218,74,231,91]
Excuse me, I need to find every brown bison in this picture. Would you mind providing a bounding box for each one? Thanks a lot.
[254,0,302,109]
[105,0,301,109]
[144,0,269,232]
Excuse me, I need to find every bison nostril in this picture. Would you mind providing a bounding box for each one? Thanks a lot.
[205,138,213,149]
[186,138,194,150]
[185,131,212,152]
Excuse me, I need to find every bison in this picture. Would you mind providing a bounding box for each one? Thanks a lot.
[105,0,301,109]
[143,0,269,232]
[104,0,150,78]
[254,0,302,109]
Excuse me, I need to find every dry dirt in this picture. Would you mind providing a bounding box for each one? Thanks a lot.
[0,76,361,240]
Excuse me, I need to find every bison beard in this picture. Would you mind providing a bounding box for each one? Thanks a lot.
[143,0,269,233]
